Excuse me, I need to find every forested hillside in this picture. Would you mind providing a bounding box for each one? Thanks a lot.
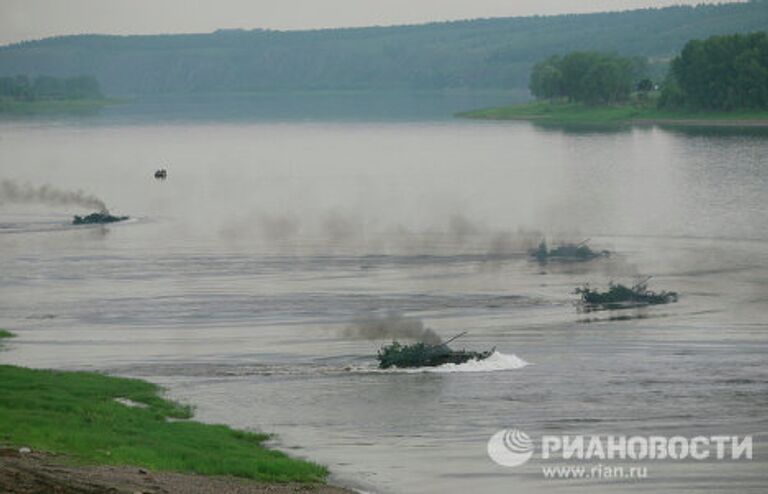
[0,1,766,95]
[0,75,101,101]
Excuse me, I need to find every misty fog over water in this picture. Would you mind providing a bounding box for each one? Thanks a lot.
[1,96,767,493]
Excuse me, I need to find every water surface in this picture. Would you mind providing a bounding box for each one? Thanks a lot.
[1,102,767,493]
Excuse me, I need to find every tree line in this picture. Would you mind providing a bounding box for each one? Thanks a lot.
[530,30,768,111]
[0,75,102,101]
[659,31,768,110]
[0,1,765,95]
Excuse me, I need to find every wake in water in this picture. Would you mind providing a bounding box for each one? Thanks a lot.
[0,216,139,235]
[391,351,529,374]
[109,352,529,378]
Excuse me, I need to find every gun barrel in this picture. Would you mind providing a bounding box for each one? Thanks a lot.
[442,331,469,346]
[633,276,653,289]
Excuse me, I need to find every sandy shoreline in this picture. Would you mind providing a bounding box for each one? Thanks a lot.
[0,448,357,494]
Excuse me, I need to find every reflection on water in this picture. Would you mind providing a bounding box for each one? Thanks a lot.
[0,114,767,494]
[526,121,635,135]
[657,124,768,139]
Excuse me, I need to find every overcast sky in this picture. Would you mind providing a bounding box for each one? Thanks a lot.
[0,0,743,46]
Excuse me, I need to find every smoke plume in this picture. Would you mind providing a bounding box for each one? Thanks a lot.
[0,180,108,213]
[343,313,442,344]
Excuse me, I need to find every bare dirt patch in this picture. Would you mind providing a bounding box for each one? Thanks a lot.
[0,448,355,494]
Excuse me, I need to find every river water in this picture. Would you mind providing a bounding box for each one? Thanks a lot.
[1,96,767,493]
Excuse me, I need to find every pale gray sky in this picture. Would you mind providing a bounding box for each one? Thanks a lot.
[0,0,743,46]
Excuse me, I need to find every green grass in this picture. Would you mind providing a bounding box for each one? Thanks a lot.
[0,337,328,483]
[0,329,15,339]
[0,98,116,115]
[458,100,768,126]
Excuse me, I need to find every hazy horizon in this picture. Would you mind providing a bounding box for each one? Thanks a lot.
[0,0,746,46]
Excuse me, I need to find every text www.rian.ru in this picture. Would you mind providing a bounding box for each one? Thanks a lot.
[542,464,649,481]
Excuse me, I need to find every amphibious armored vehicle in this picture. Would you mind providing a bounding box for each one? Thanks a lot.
[531,239,609,263]
[377,332,493,369]
[73,212,129,225]
[576,278,677,310]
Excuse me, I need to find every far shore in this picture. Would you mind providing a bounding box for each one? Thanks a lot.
[0,98,119,115]
[458,101,768,128]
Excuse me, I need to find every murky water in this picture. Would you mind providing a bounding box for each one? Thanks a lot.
[1,103,767,493]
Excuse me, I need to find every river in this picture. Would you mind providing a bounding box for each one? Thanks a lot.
[1,94,766,493]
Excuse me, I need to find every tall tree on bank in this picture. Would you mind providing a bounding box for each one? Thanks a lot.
[529,56,563,101]
[660,31,768,110]
[529,52,635,105]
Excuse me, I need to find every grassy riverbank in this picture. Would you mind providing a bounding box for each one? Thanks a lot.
[0,329,328,484]
[458,101,768,126]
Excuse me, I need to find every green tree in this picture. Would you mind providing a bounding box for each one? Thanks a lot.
[581,58,633,104]
[529,51,635,105]
[529,56,563,100]
[661,31,768,111]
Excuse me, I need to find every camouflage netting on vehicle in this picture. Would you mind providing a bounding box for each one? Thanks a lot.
[73,212,129,225]
[531,239,609,263]
[377,341,493,369]
[575,281,677,310]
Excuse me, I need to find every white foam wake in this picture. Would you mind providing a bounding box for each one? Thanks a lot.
[404,351,530,374]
